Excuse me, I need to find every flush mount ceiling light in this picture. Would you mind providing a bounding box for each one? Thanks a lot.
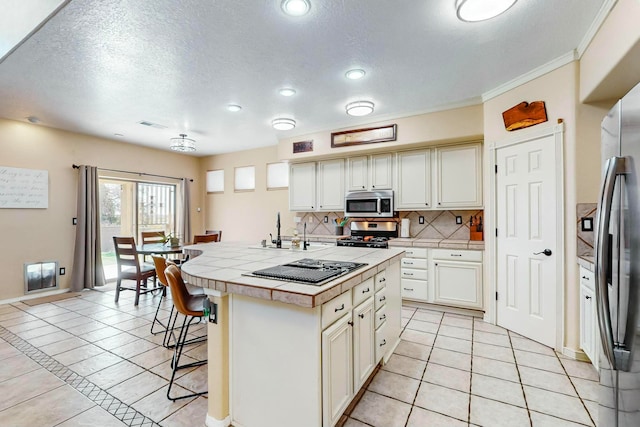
[227,104,242,112]
[272,118,296,130]
[281,0,310,16]
[169,133,196,152]
[345,69,366,80]
[456,0,517,22]
[279,88,297,97]
[345,101,374,117]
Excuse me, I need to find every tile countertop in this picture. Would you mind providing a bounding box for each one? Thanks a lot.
[180,242,405,308]
[389,238,485,250]
[577,255,595,272]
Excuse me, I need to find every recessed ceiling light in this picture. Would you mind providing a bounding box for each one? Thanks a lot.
[456,0,517,22]
[281,0,310,16]
[272,118,296,130]
[279,88,297,97]
[114,133,124,137]
[26,116,40,124]
[345,69,366,80]
[227,104,242,112]
[345,101,374,117]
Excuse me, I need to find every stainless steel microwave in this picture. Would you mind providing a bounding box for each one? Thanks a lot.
[344,190,394,218]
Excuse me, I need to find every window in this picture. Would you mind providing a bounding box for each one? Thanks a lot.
[267,162,289,189]
[234,166,255,191]
[206,169,224,193]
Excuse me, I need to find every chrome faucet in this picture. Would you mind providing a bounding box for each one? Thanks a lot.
[271,212,282,248]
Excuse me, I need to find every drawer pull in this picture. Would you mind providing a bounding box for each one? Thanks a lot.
[404,272,414,276]
[335,304,345,313]
[379,314,386,321]
[582,276,589,280]
[359,313,365,319]
[379,296,386,302]
[379,339,387,347]
[380,277,386,282]
[586,295,592,300]
[403,287,414,291]
[348,320,354,326]
[451,254,462,257]
[405,261,414,265]
[362,287,370,294]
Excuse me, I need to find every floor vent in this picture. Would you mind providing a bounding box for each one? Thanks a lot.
[24,261,58,294]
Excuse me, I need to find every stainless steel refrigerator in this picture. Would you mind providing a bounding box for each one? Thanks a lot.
[595,81,640,427]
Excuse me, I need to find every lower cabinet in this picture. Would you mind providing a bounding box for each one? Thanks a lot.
[322,313,354,427]
[433,260,483,309]
[579,266,598,369]
[353,298,375,391]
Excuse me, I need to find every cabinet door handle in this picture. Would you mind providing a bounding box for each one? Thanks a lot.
[379,339,386,347]
[379,296,386,302]
[379,314,386,321]
[335,304,345,312]
[586,295,592,300]
[403,287,414,291]
[359,313,365,319]
[348,320,354,326]
[362,288,370,294]
[582,276,589,280]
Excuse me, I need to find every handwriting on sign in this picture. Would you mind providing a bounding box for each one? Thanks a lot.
[0,166,49,208]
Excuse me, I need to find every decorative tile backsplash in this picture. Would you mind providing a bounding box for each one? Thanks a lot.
[295,210,484,239]
[577,203,597,257]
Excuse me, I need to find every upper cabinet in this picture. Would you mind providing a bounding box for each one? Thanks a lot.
[317,159,345,211]
[289,162,316,211]
[435,143,483,208]
[347,154,393,192]
[396,149,431,209]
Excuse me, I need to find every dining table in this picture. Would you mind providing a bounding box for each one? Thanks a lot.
[136,243,184,256]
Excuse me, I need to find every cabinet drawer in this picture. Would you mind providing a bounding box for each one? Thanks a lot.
[432,248,482,262]
[580,267,595,291]
[322,291,353,330]
[401,278,428,301]
[375,287,387,311]
[375,321,388,362]
[401,258,428,269]
[375,270,387,291]
[375,305,387,330]
[401,268,427,281]
[403,247,428,258]
[353,277,375,307]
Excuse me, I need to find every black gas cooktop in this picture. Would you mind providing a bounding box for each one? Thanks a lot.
[249,258,367,285]
[337,236,390,248]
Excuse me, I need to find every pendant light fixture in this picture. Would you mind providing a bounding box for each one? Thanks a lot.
[272,118,296,130]
[346,101,374,117]
[169,134,196,152]
[456,0,517,22]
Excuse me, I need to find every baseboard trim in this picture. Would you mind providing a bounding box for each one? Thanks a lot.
[562,347,590,362]
[0,288,70,306]
[205,414,231,427]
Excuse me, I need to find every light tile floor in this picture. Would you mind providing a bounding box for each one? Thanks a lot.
[0,288,598,427]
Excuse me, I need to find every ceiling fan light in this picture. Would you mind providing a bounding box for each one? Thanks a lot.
[169,133,196,152]
[346,101,374,117]
[272,118,296,130]
[281,0,310,16]
[456,0,517,22]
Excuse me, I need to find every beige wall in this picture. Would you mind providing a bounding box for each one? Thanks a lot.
[278,104,483,161]
[200,146,293,243]
[0,118,202,301]
[483,62,582,351]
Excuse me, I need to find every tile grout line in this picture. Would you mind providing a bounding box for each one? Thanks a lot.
[553,349,598,427]
[0,314,164,427]
[468,316,475,425]
[506,330,533,427]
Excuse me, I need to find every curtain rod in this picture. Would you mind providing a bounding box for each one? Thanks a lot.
[72,164,193,182]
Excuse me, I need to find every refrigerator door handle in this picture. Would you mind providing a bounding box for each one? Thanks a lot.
[595,156,625,370]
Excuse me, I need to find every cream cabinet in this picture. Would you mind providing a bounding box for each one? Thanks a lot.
[347,154,393,191]
[289,162,316,211]
[401,247,429,301]
[322,313,353,427]
[435,143,483,208]
[431,249,483,310]
[317,159,345,211]
[579,266,598,369]
[353,298,375,391]
[396,149,431,209]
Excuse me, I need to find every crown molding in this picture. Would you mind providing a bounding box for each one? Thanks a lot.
[576,0,618,58]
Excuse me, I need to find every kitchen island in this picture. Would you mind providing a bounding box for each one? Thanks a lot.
[180,242,404,427]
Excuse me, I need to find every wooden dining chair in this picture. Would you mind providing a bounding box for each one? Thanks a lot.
[141,231,166,261]
[205,229,222,242]
[112,236,157,306]
[193,234,219,244]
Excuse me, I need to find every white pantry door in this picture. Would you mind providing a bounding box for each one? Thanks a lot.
[495,133,559,348]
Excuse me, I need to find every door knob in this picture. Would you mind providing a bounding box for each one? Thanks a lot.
[534,249,552,256]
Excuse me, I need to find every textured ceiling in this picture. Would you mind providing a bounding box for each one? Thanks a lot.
[0,0,605,156]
